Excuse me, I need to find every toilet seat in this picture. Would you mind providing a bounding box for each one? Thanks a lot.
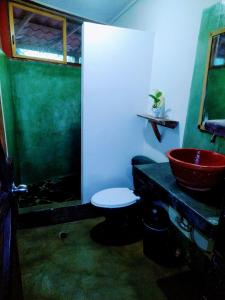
[91,187,139,208]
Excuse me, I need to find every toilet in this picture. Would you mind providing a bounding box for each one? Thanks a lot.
[90,156,155,246]
[91,187,139,209]
[90,187,141,245]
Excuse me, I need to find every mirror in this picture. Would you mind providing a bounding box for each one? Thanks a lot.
[198,28,225,137]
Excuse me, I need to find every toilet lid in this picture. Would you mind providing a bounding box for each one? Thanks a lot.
[91,188,140,208]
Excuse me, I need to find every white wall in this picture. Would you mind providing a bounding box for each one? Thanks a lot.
[82,23,154,203]
[113,0,218,162]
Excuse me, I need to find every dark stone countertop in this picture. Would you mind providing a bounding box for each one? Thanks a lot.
[134,162,224,238]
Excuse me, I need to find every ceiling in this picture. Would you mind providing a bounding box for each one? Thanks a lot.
[31,0,138,23]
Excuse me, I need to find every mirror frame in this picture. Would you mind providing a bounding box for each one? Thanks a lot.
[198,27,225,131]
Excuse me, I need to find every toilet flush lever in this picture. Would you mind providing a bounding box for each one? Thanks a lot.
[175,216,192,232]
[11,182,28,193]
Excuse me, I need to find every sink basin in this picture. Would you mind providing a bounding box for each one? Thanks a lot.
[167,148,225,191]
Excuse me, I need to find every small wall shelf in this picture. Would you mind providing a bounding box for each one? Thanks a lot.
[137,113,178,142]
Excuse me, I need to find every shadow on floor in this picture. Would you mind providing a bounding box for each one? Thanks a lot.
[157,270,203,300]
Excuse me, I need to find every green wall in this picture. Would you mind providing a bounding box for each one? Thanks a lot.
[183,3,225,153]
[0,50,18,173]
[9,60,81,184]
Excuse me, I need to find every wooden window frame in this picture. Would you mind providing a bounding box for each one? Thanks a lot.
[9,1,67,64]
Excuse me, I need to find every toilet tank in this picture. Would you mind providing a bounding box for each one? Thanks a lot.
[131,156,155,196]
[131,156,155,166]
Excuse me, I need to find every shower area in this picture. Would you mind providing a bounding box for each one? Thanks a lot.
[14,59,82,212]
[0,3,82,214]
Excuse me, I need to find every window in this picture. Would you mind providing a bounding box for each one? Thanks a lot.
[67,20,82,64]
[9,2,67,63]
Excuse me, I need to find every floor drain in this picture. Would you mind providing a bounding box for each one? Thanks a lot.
[58,231,68,240]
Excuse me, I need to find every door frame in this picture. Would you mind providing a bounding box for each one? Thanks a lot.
[0,82,8,155]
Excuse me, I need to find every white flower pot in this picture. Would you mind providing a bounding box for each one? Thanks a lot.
[151,105,165,118]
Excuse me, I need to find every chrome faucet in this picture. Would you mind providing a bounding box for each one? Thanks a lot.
[11,182,28,193]
[210,133,217,143]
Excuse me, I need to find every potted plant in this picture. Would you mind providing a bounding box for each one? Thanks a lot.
[149,90,165,118]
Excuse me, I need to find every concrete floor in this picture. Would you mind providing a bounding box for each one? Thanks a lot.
[18,217,201,300]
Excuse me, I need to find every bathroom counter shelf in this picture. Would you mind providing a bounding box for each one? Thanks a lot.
[133,162,223,238]
[137,114,178,142]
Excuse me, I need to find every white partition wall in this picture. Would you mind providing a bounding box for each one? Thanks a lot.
[82,22,154,203]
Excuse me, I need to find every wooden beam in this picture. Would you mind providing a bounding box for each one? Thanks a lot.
[67,26,81,38]
[15,12,33,36]
[53,25,81,47]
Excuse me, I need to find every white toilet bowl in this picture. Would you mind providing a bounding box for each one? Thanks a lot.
[90,187,141,245]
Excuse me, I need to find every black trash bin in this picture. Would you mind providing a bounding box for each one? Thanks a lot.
[143,204,171,265]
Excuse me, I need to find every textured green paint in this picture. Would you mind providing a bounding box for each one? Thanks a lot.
[0,50,18,172]
[9,60,81,183]
[183,3,225,153]
[205,68,225,119]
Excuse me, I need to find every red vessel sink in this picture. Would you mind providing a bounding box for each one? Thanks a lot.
[167,148,225,191]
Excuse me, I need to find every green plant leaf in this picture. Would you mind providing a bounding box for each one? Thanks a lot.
[149,94,158,101]
[155,91,162,98]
